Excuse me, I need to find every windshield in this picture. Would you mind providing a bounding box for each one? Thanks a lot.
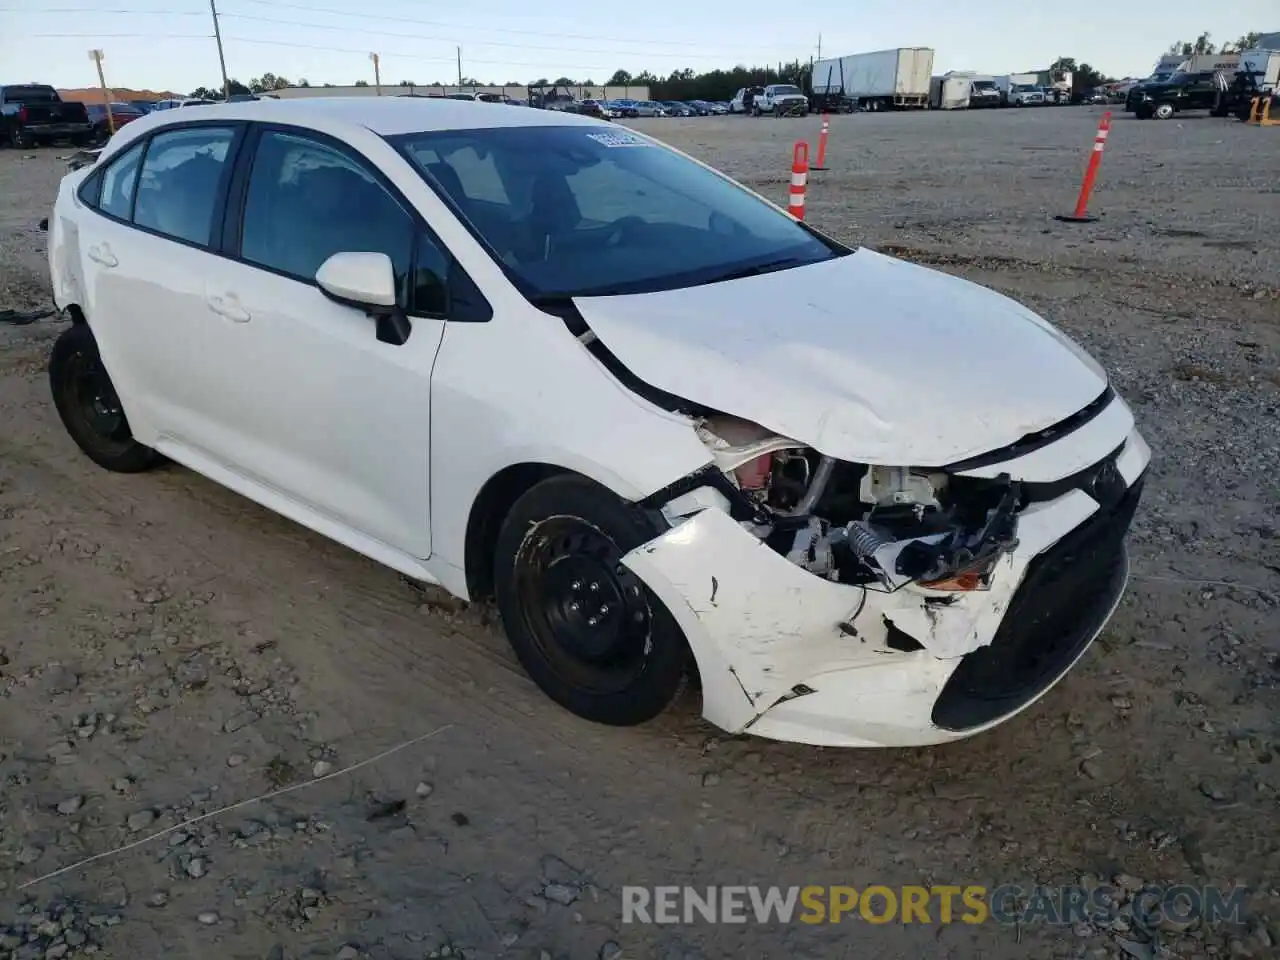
[390,125,839,299]
[972,80,997,90]
[773,85,802,96]
[1014,84,1038,92]
[5,85,59,103]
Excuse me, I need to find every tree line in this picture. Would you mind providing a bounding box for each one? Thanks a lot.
[186,62,813,102]
[1166,31,1264,57]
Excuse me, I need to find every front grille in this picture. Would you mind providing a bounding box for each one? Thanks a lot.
[931,474,1144,731]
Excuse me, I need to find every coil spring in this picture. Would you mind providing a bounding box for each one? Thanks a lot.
[846,522,889,558]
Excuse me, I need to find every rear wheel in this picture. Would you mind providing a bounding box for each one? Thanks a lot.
[493,474,690,726]
[49,324,162,473]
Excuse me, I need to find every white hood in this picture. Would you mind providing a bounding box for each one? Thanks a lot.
[574,248,1108,466]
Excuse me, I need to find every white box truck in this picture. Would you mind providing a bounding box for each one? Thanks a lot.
[811,48,934,111]
[929,74,972,109]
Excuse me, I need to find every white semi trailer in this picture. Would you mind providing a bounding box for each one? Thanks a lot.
[811,48,934,111]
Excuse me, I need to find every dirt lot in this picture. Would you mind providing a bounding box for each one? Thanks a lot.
[1,106,1278,960]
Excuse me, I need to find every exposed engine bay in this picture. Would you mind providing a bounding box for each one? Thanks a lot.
[684,415,1023,593]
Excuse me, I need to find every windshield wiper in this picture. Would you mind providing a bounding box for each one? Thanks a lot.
[698,256,810,285]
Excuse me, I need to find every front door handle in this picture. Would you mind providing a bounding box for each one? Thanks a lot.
[87,243,117,267]
[207,294,251,323]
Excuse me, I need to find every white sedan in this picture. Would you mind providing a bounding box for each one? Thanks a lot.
[46,98,1150,748]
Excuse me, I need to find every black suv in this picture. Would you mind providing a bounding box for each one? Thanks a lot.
[1132,71,1226,119]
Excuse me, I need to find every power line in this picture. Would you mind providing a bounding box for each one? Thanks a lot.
[5,2,802,54]
[225,0,801,52]
[1,6,205,12]
[224,35,623,72]
[29,32,213,39]
[219,11,764,60]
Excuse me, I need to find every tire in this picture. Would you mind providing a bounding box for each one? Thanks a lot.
[1153,102,1175,120]
[9,125,30,149]
[493,474,691,726]
[49,324,162,473]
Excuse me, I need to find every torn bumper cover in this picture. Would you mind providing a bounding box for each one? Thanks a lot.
[621,428,1150,748]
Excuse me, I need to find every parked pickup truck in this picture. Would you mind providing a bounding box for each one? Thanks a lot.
[1131,70,1227,119]
[749,84,809,116]
[1,84,94,147]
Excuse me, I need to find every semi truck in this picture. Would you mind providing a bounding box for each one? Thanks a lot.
[811,48,934,111]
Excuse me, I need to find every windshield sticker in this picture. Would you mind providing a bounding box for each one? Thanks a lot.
[586,131,651,148]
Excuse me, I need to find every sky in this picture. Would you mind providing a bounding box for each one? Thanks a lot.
[0,0,1275,94]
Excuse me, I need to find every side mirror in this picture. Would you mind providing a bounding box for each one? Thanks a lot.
[315,251,411,345]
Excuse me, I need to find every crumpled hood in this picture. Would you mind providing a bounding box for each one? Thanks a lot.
[574,248,1108,466]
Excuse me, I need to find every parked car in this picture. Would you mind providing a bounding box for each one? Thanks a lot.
[1131,70,1227,119]
[1007,84,1046,106]
[661,101,697,117]
[1124,73,1177,111]
[85,102,146,143]
[577,99,616,120]
[128,100,158,113]
[47,98,1150,749]
[608,100,641,118]
[632,101,668,117]
[150,98,217,111]
[1,84,94,147]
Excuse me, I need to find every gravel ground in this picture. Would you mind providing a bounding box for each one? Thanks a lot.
[1,107,1278,960]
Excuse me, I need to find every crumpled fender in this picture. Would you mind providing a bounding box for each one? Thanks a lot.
[620,489,1100,734]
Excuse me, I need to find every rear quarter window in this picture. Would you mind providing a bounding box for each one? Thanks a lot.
[98,141,146,220]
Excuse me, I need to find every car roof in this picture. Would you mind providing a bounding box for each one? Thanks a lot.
[122,95,604,137]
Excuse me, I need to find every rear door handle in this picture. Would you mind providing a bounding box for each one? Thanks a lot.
[87,243,117,267]
[207,294,251,323]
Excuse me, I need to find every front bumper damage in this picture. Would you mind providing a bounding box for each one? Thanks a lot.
[621,426,1151,748]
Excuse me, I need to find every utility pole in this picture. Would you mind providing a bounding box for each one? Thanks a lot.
[817,33,822,61]
[88,49,114,135]
[369,52,382,96]
[209,0,230,100]
[456,46,463,87]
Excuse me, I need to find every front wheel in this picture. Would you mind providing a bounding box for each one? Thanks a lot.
[1153,102,1176,119]
[493,474,691,726]
[49,324,162,473]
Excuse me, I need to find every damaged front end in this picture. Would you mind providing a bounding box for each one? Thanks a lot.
[657,415,1023,597]
[623,414,1147,748]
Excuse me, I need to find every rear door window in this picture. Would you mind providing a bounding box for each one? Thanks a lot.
[132,127,237,246]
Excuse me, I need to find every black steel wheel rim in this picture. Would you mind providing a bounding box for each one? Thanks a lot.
[66,350,128,441]
[514,517,654,694]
